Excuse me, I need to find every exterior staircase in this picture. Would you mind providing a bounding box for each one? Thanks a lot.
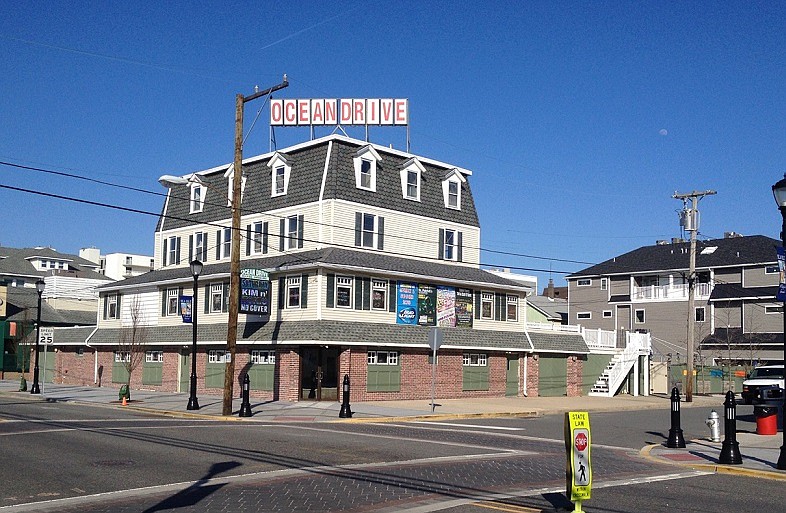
[588,332,650,397]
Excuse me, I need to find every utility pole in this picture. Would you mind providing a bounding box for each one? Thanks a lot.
[673,189,716,402]
[223,75,288,416]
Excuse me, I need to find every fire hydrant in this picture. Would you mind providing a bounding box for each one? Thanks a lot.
[706,409,721,442]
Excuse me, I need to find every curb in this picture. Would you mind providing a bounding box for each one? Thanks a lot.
[640,444,786,482]
[330,411,540,423]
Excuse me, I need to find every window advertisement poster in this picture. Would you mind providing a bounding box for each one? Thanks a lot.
[777,247,786,301]
[418,284,437,326]
[455,288,474,328]
[180,296,192,323]
[240,268,271,315]
[396,282,418,325]
[436,286,456,327]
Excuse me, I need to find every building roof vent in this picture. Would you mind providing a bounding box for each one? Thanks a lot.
[724,231,743,238]
[656,240,668,245]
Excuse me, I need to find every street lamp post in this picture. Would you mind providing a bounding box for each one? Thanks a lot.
[187,259,203,410]
[771,174,786,470]
[30,279,45,395]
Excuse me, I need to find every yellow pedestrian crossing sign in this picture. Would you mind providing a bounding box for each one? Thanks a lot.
[565,411,592,506]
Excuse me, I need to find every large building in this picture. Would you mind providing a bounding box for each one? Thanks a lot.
[48,135,593,401]
[567,234,783,365]
[79,248,155,281]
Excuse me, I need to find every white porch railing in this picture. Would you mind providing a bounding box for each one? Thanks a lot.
[589,331,652,397]
[525,322,581,333]
[631,282,711,301]
[582,328,617,350]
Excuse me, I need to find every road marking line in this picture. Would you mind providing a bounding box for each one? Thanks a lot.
[411,421,525,431]
[475,501,540,512]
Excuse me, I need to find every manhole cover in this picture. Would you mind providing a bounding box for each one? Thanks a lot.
[93,460,135,467]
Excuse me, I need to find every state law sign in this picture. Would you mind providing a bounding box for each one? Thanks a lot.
[564,411,592,503]
[270,98,408,126]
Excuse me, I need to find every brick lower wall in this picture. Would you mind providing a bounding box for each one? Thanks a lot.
[40,344,589,402]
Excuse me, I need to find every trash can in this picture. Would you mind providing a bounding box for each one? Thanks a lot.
[754,405,778,435]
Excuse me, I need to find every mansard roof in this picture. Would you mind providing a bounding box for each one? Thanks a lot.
[569,235,779,278]
[98,247,529,293]
[0,245,108,281]
[157,135,479,232]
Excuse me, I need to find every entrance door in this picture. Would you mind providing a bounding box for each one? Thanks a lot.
[179,348,191,393]
[300,347,339,401]
[506,355,519,396]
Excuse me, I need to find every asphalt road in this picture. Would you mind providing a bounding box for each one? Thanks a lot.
[0,397,777,513]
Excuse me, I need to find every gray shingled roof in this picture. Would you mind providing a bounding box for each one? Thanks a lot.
[709,283,777,301]
[100,247,529,291]
[0,246,109,281]
[527,295,567,321]
[570,235,779,278]
[62,320,591,352]
[3,287,97,326]
[157,136,479,232]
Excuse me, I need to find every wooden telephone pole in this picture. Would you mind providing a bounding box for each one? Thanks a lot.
[223,75,288,416]
[673,189,716,402]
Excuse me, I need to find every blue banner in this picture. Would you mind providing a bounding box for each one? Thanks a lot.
[180,296,192,323]
[778,247,786,302]
[396,282,418,325]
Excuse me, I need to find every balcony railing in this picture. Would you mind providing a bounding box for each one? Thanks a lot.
[631,282,711,301]
[525,322,581,333]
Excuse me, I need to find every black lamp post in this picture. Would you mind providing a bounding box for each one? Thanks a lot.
[30,279,45,395]
[187,259,203,410]
[771,174,786,470]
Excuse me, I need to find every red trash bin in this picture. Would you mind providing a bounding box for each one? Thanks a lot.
[754,406,778,435]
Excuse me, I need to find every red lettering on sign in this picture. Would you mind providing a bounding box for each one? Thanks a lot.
[270,99,283,125]
[311,99,324,125]
[380,99,393,125]
[353,99,365,124]
[575,432,588,452]
[340,99,352,124]
[394,99,408,125]
[298,100,310,125]
[284,99,297,125]
[367,99,379,124]
[325,99,337,125]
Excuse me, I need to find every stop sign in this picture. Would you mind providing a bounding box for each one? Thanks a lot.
[575,432,588,452]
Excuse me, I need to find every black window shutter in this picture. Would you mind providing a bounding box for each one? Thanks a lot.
[202,235,208,261]
[495,293,502,321]
[222,282,230,313]
[278,277,285,310]
[175,237,181,264]
[263,222,269,254]
[354,212,362,246]
[188,235,193,262]
[116,295,121,318]
[162,238,168,266]
[474,290,481,320]
[388,280,396,312]
[438,229,444,260]
[362,277,371,310]
[161,290,167,317]
[216,230,221,260]
[300,274,308,309]
[245,225,251,256]
[354,277,363,310]
[377,217,384,250]
[103,295,108,320]
[279,219,285,251]
[204,284,210,314]
[297,214,304,248]
[457,232,463,262]
[326,273,335,308]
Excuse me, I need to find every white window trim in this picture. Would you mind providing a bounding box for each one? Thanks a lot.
[285,215,300,250]
[443,228,458,261]
[166,287,179,316]
[210,283,224,313]
[634,309,646,324]
[765,265,779,274]
[695,306,706,323]
[441,168,466,210]
[462,353,487,367]
[208,350,231,364]
[600,278,608,290]
[166,236,179,266]
[267,152,292,197]
[286,275,302,309]
[602,310,613,318]
[194,231,206,260]
[399,158,426,201]
[361,213,380,249]
[224,164,247,206]
[371,279,388,311]
[480,292,494,320]
[221,227,232,259]
[577,312,592,320]
[189,183,205,214]
[114,351,130,363]
[765,305,783,314]
[506,294,519,322]
[145,351,164,363]
[353,145,382,192]
[252,222,264,254]
[577,279,592,287]
[251,350,276,365]
[367,350,398,365]
[335,276,353,309]
[107,294,119,319]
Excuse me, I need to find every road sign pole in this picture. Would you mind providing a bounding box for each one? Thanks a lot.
[430,344,437,413]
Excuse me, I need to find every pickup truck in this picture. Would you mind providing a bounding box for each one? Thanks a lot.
[741,365,784,404]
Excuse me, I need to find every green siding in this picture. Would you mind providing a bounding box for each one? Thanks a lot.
[142,362,163,386]
[367,365,401,392]
[248,364,275,391]
[112,361,130,384]
[205,363,225,389]
[506,356,519,396]
[463,366,489,391]
[582,354,612,394]
[538,355,567,397]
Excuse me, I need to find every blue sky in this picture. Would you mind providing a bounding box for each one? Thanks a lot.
[1,1,784,289]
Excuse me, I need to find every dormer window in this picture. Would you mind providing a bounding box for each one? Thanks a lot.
[442,168,466,210]
[399,158,425,201]
[353,145,381,192]
[189,184,205,213]
[267,152,291,197]
[224,164,247,206]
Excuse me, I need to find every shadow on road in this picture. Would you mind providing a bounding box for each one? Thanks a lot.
[142,461,241,513]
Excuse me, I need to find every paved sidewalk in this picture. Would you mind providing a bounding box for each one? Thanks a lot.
[2,379,784,480]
